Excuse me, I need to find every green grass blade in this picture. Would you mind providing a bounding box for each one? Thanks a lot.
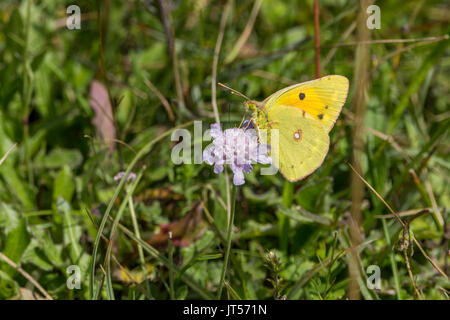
[89,122,193,299]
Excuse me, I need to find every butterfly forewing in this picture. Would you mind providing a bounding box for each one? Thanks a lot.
[264,75,349,133]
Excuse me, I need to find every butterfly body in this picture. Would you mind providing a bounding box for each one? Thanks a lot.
[246,75,349,181]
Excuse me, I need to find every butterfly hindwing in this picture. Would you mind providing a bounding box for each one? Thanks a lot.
[267,105,329,181]
[264,75,349,133]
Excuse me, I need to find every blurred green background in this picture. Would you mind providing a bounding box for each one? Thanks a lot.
[0,0,448,300]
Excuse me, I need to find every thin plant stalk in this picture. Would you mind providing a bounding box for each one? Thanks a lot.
[89,121,193,299]
[23,0,33,185]
[168,231,175,300]
[158,0,187,115]
[381,219,402,300]
[314,0,320,78]
[217,184,236,299]
[211,0,232,124]
[278,181,293,253]
[0,252,53,300]
[103,169,144,300]
[113,217,213,299]
[348,0,371,300]
[224,0,262,64]
[211,4,234,299]
[128,195,145,265]
[128,191,151,295]
[0,143,17,167]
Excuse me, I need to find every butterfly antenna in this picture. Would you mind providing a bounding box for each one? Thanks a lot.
[218,82,251,101]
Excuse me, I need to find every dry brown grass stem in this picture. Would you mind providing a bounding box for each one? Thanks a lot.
[158,0,186,113]
[348,164,449,282]
[0,252,53,300]
[0,143,17,166]
[143,78,176,123]
[329,35,449,48]
[348,0,372,300]
[225,0,263,64]
[403,249,423,299]
[323,21,356,68]
[314,0,320,78]
[211,0,232,124]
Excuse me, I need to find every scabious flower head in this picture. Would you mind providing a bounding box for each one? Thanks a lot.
[114,171,137,184]
[202,123,271,185]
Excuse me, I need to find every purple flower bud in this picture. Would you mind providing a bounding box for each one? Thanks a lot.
[242,120,254,130]
[114,171,136,184]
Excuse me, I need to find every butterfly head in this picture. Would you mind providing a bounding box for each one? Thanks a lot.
[244,100,265,112]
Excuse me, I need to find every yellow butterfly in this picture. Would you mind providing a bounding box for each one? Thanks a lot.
[244,75,349,182]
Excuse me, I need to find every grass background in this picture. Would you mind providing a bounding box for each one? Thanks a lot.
[0,0,449,300]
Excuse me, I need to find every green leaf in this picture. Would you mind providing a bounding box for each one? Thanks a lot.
[37,148,83,169]
[31,228,64,268]
[0,270,20,299]
[243,187,281,206]
[57,198,82,263]
[0,163,34,210]
[5,8,24,57]
[1,218,31,277]
[22,240,54,271]
[295,178,332,213]
[53,165,74,205]
[176,285,188,300]
[388,37,450,134]
[197,253,223,261]
[0,203,20,231]
[278,205,332,226]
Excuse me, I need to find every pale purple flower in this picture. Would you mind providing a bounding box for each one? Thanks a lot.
[203,123,271,185]
[114,171,136,184]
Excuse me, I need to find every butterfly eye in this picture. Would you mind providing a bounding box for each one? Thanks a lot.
[293,130,302,141]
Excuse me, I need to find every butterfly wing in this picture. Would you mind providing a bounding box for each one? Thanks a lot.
[264,75,349,133]
[267,104,329,182]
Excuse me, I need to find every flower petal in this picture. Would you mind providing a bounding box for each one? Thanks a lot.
[210,123,222,138]
[233,169,245,185]
[214,164,224,174]
[257,145,272,164]
[202,145,215,164]
[257,153,272,164]
[243,164,253,173]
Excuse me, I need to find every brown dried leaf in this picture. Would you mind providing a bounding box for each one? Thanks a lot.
[19,288,45,300]
[89,80,115,152]
[147,202,204,247]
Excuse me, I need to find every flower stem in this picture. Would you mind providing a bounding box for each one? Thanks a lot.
[278,181,293,254]
[382,219,402,300]
[127,194,151,295]
[168,231,175,300]
[23,0,33,186]
[217,184,236,299]
[128,196,145,265]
